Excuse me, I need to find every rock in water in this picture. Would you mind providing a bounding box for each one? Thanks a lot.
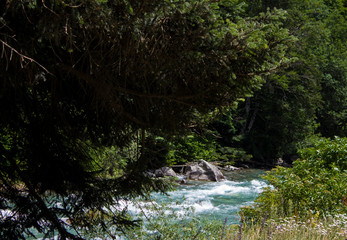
[186,159,225,181]
[154,167,177,178]
[223,165,240,171]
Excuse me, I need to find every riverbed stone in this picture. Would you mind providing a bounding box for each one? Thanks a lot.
[154,167,177,178]
[186,159,225,182]
[223,165,240,171]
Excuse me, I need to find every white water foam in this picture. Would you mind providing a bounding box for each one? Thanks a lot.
[250,179,268,192]
[167,179,265,200]
[146,178,269,221]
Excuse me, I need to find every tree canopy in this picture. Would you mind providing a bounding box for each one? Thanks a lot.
[211,0,347,162]
[0,0,295,238]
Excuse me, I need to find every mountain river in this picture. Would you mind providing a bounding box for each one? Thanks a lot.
[21,169,268,239]
[125,169,268,224]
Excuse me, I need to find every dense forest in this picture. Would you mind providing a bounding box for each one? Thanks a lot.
[0,0,346,239]
[165,0,347,167]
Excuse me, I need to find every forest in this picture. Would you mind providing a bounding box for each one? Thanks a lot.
[0,0,346,239]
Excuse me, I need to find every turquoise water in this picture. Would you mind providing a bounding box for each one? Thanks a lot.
[19,169,267,239]
[126,169,268,224]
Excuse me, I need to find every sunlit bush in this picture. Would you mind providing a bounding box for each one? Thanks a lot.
[242,137,347,221]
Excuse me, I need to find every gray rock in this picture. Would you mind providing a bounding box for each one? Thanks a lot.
[154,167,177,178]
[240,164,249,169]
[145,171,156,178]
[276,158,291,167]
[223,165,240,171]
[276,158,284,166]
[186,159,225,182]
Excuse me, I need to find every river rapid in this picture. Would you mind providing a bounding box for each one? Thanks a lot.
[126,169,268,224]
[24,169,267,239]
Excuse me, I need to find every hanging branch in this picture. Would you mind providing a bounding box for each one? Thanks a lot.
[0,144,83,240]
[0,39,51,74]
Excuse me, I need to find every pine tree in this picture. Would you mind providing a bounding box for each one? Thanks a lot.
[0,1,294,238]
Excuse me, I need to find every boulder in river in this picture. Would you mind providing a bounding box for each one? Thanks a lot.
[186,159,225,182]
[223,165,240,171]
[154,167,177,178]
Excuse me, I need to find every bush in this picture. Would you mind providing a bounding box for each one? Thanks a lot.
[242,137,347,221]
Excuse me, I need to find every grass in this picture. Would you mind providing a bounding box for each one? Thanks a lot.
[224,214,347,240]
[121,213,347,239]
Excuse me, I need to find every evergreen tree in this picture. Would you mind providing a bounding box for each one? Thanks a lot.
[0,0,294,238]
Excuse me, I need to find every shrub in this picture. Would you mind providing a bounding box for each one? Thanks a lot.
[242,137,347,221]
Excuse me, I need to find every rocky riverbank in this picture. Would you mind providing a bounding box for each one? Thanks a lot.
[149,157,293,182]
[149,159,243,182]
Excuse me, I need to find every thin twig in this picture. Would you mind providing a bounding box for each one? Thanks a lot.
[0,39,51,73]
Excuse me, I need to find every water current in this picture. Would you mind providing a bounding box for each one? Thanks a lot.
[21,169,267,239]
[127,169,268,224]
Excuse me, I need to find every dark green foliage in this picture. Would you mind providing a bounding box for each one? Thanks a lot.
[240,72,319,161]
[0,0,295,238]
[167,133,220,165]
[289,0,347,138]
[167,125,252,166]
[142,135,171,170]
[217,0,347,163]
[160,133,251,168]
